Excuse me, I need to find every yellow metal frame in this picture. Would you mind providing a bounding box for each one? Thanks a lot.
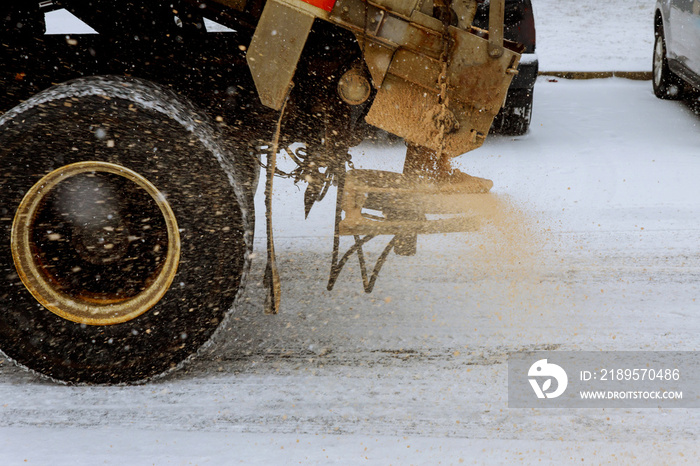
[338,170,486,236]
[11,162,181,326]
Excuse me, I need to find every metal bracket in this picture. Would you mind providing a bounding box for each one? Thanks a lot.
[327,234,397,293]
[262,96,290,315]
[327,170,397,293]
[488,0,505,58]
[327,168,486,293]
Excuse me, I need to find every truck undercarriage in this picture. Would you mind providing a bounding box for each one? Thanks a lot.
[0,0,530,383]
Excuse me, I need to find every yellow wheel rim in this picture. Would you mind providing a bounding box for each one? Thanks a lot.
[11,162,181,326]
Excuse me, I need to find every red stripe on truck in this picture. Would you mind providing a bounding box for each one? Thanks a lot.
[301,0,337,12]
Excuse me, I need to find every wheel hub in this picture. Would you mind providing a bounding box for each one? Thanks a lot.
[11,162,181,325]
[653,36,664,87]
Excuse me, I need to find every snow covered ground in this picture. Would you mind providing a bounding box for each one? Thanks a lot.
[2,4,699,465]
[535,0,655,71]
[2,78,700,465]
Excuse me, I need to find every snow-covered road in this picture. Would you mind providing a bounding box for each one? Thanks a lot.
[534,0,655,72]
[1,78,699,464]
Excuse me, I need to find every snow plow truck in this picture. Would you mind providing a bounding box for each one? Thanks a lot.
[0,0,533,383]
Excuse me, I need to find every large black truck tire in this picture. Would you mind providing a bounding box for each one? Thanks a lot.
[491,87,534,136]
[0,76,256,384]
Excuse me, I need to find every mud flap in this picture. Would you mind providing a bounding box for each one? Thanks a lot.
[246,0,326,110]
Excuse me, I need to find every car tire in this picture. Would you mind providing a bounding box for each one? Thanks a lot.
[491,88,534,136]
[653,25,684,100]
[0,76,255,384]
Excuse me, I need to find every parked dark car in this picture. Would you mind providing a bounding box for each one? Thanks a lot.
[653,0,700,99]
[474,0,538,135]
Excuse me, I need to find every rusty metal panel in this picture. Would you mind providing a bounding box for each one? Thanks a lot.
[365,25,520,157]
[330,0,385,32]
[357,39,396,87]
[331,0,443,58]
[366,75,490,157]
[371,0,421,18]
[488,0,505,57]
[328,0,520,156]
[384,49,442,92]
[377,14,443,58]
[408,9,443,30]
[246,0,316,110]
[452,0,478,30]
[447,24,519,113]
[417,0,433,16]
